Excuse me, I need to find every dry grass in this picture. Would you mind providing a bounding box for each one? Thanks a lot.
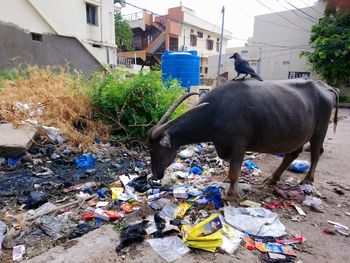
[0,66,110,151]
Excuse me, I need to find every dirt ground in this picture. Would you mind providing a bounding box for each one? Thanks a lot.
[24,109,350,263]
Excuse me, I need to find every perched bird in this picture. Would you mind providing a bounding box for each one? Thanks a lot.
[229,53,263,81]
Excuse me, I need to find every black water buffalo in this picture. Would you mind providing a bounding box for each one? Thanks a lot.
[148,79,339,201]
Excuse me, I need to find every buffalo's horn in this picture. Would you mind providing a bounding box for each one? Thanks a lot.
[156,92,199,127]
[150,102,209,139]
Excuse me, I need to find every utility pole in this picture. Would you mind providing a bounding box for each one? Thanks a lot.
[216,6,225,86]
[257,47,262,76]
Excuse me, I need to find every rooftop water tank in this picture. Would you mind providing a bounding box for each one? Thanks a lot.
[161,50,200,92]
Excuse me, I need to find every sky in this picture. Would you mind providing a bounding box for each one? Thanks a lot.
[120,0,319,47]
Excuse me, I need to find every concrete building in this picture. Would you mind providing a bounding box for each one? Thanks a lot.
[0,0,120,74]
[208,1,324,80]
[120,5,232,78]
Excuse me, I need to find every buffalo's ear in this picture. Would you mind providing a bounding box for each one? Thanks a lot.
[159,133,171,148]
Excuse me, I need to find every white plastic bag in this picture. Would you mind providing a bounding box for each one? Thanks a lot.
[147,236,190,262]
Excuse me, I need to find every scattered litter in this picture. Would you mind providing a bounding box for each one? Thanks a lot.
[288,160,310,173]
[293,204,306,216]
[273,185,305,201]
[179,147,195,158]
[18,191,48,209]
[115,221,148,252]
[36,215,64,240]
[12,245,25,261]
[224,207,286,237]
[327,221,349,236]
[202,186,223,209]
[75,153,96,169]
[68,223,95,239]
[220,222,243,254]
[147,236,190,262]
[182,214,223,252]
[240,200,261,208]
[303,196,324,213]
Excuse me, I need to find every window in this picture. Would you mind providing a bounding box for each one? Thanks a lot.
[197,31,203,38]
[282,61,290,65]
[86,3,97,25]
[200,66,203,73]
[216,42,220,52]
[190,35,197,46]
[204,67,208,74]
[206,39,214,50]
[31,33,42,42]
[92,44,101,48]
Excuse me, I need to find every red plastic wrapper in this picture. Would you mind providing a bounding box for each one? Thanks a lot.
[119,202,133,214]
[105,210,123,219]
[82,211,94,220]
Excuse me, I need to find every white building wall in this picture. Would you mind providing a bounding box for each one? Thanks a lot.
[208,2,324,81]
[179,24,228,58]
[0,0,117,65]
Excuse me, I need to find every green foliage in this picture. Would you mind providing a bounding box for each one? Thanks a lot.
[301,5,350,86]
[339,93,349,103]
[115,12,133,52]
[86,69,187,139]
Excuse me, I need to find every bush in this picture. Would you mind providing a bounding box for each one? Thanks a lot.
[86,69,187,139]
[339,94,349,103]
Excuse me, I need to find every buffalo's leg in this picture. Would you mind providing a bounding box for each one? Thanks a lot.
[265,147,303,184]
[301,132,327,184]
[232,73,240,80]
[226,151,245,202]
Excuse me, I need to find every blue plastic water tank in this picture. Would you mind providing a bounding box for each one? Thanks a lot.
[161,50,200,92]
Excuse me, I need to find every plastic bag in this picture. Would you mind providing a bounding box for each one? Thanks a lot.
[127,175,152,193]
[224,207,286,237]
[115,221,148,252]
[203,186,223,209]
[182,214,223,252]
[147,236,190,262]
[18,191,48,210]
[68,223,95,239]
[153,213,166,238]
[36,215,63,240]
[75,153,96,169]
[160,202,178,220]
[288,160,310,173]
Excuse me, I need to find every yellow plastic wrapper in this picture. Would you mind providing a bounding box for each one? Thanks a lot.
[176,202,191,219]
[181,214,223,252]
[111,187,124,201]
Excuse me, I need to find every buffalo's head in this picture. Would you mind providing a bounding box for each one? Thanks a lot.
[148,92,207,180]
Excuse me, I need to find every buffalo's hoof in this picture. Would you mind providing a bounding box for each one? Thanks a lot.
[264,177,278,185]
[223,191,239,207]
[299,177,314,185]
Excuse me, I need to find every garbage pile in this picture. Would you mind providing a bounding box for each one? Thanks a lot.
[0,134,348,262]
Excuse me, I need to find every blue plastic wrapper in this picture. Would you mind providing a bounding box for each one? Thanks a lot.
[276,153,284,157]
[135,161,147,168]
[189,165,203,175]
[244,160,259,170]
[289,160,310,173]
[97,189,106,198]
[6,155,23,169]
[203,186,223,209]
[75,153,96,169]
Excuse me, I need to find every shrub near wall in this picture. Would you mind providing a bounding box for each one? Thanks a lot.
[87,69,187,139]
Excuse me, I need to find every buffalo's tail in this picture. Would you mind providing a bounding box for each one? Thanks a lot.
[330,88,339,132]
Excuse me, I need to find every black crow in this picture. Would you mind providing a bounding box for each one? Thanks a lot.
[229,53,263,81]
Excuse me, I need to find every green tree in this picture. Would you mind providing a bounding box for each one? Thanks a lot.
[302,4,350,86]
[115,12,133,52]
